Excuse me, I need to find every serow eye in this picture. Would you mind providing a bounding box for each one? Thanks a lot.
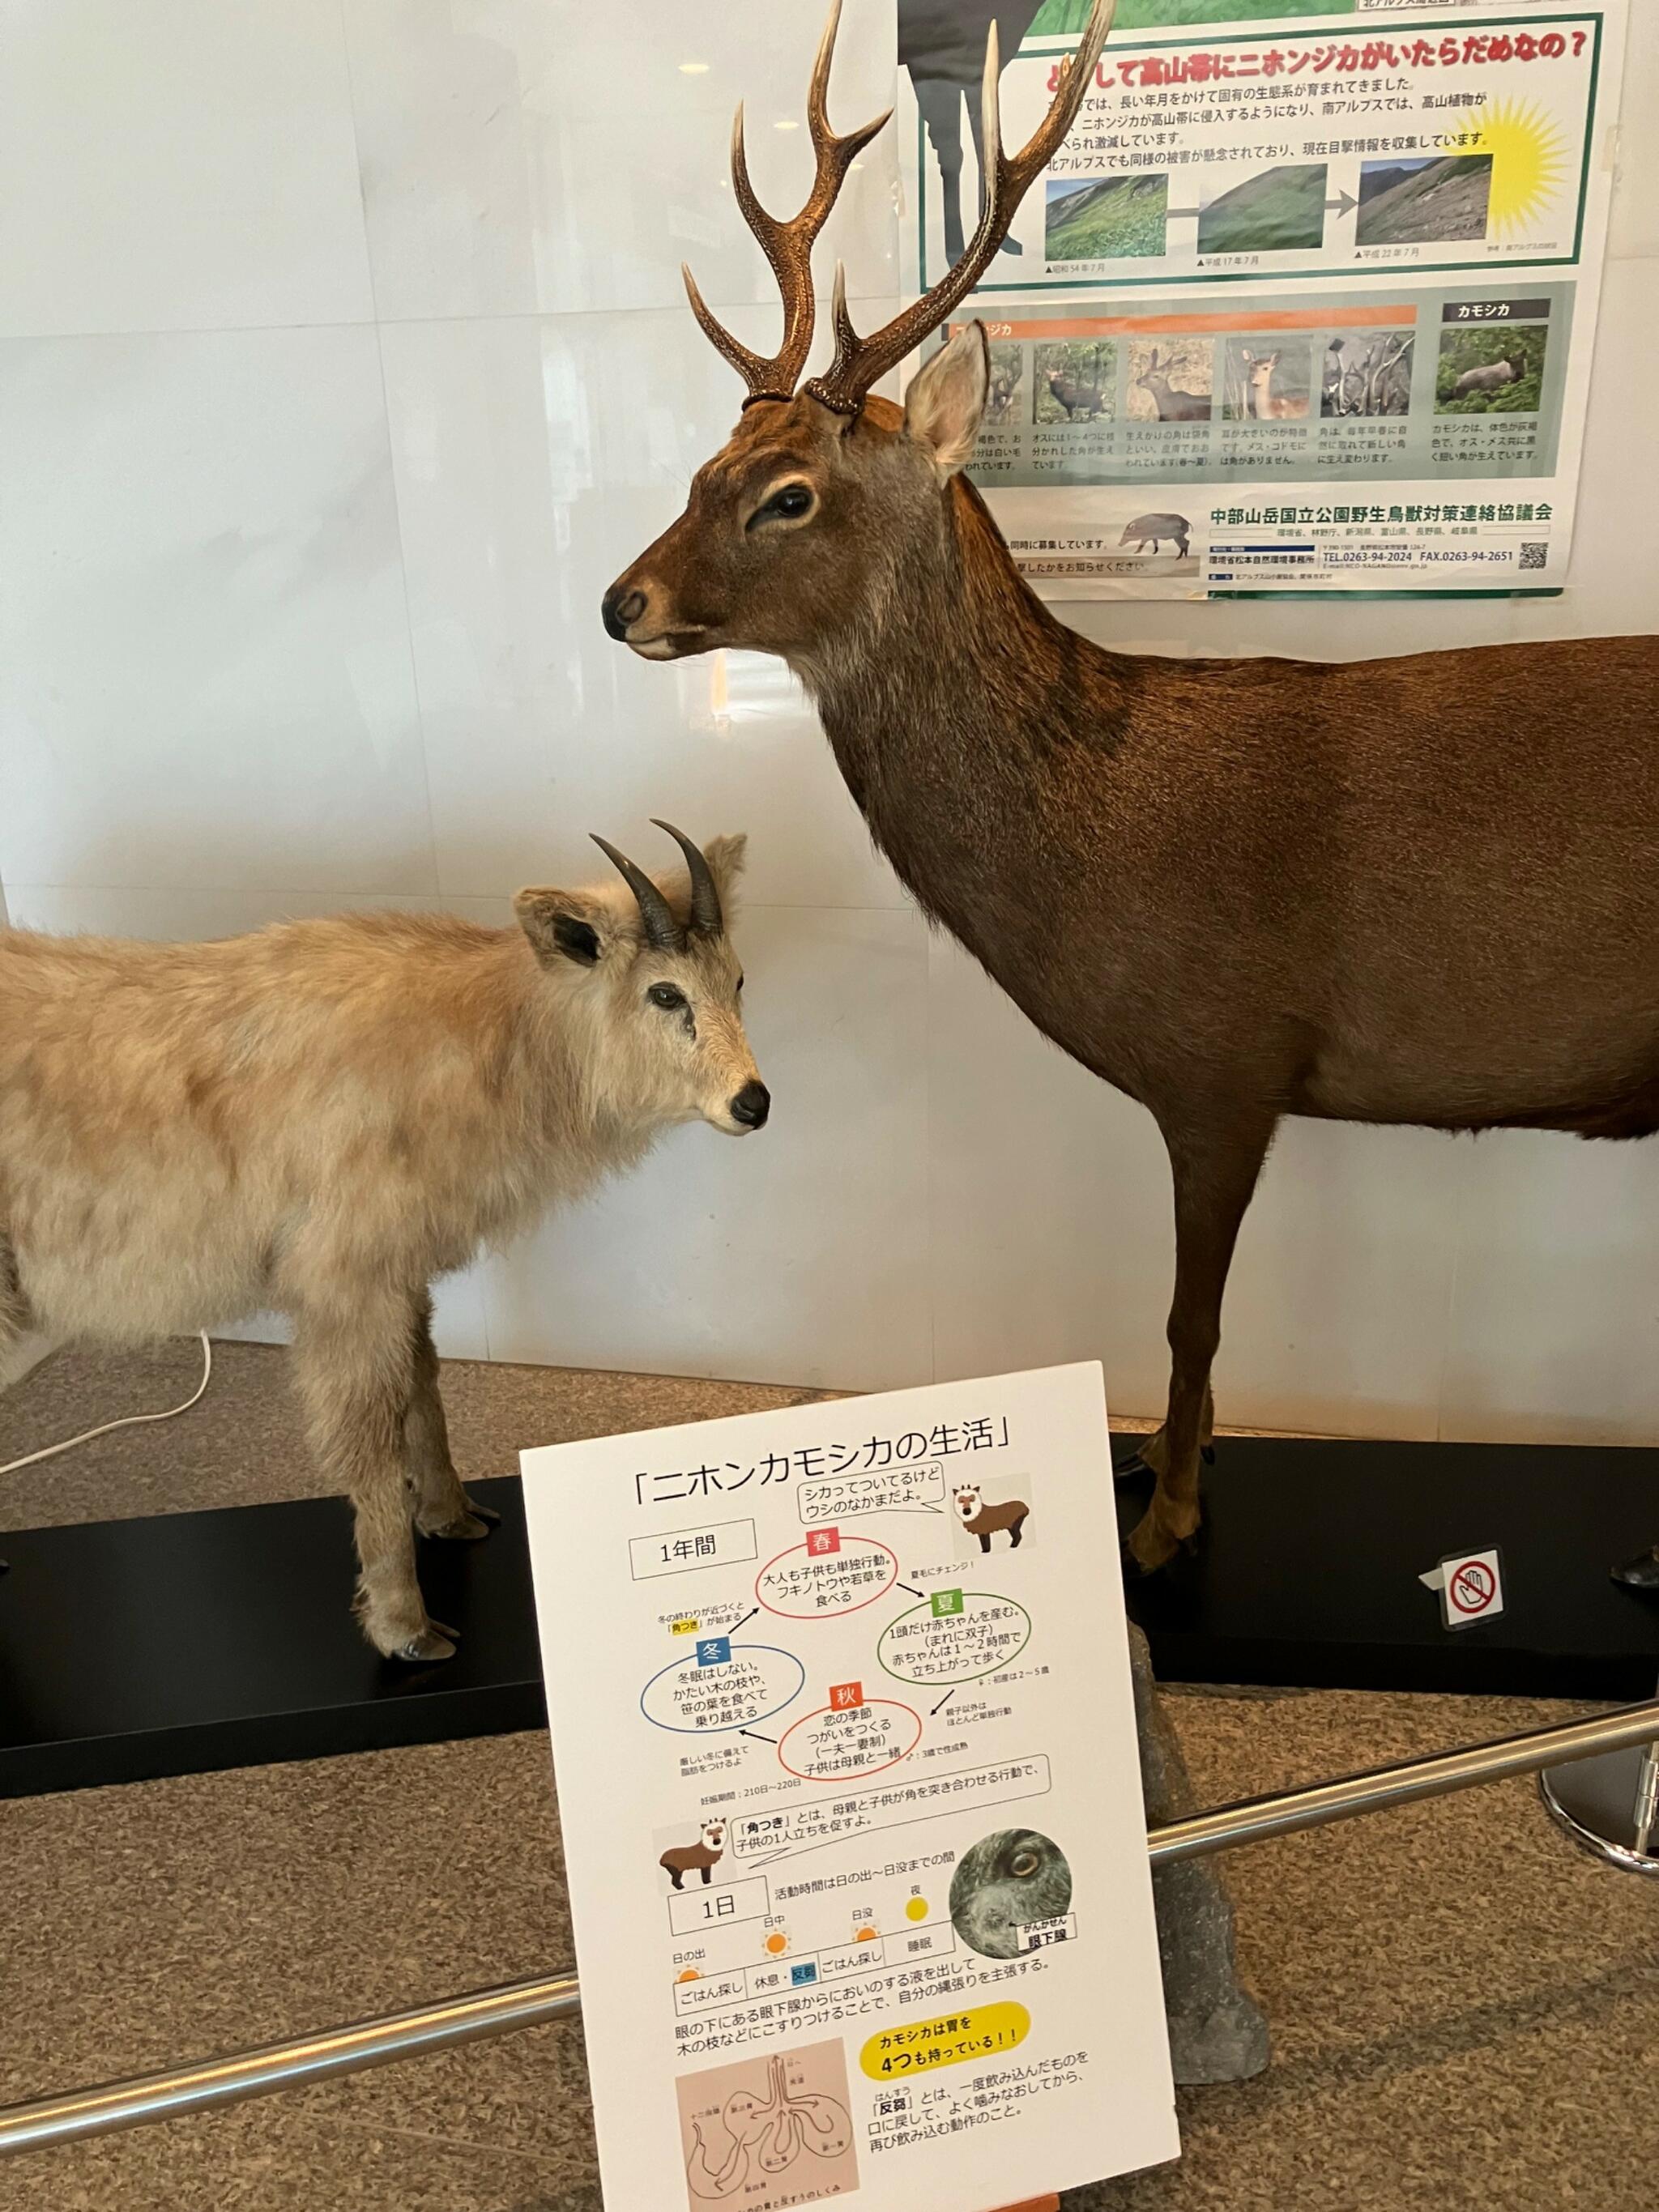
[1010,1850,1041,1878]
[647,983,687,1012]
[752,484,814,527]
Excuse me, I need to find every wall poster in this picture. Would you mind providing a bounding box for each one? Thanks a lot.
[898,1,1627,599]
[524,1362,1178,2211]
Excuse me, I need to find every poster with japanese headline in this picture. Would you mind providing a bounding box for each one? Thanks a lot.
[898,1,1627,599]
[522,1362,1177,2211]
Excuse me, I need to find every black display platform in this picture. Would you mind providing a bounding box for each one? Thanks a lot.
[0,1477,544,1799]
[2,1445,1656,1798]
[1113,1437,1658,1700]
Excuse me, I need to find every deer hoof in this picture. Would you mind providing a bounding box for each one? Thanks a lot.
[421,1509,494,1541]
[1610,1545,1659,1591]
[392,1624,457,1663]
[1115,1449,1149,1481]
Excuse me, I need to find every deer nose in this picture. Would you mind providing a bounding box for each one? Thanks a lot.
[730,1080,770,1130]
[602,584,648,641]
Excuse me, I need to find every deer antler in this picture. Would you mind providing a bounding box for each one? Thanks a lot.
[681,0,891,408]
[805,0,1117,415]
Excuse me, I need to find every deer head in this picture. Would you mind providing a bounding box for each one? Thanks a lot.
[602,0,1117,671]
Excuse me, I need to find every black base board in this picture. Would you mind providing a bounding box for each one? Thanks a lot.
[0,1477,544,1800]
[2,1443,1656,1797]
[1115,1436,1659,1701]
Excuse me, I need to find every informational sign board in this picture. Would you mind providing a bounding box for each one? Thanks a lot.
[522,1362,1177,2211]
[898,0,1627,599]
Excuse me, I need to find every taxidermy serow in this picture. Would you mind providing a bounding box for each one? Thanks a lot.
[0,825,765,1662]
[604,0,1659,1583]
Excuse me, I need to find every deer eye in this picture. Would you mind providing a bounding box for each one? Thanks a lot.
[749,484,815,528]
[648,982,687,1012]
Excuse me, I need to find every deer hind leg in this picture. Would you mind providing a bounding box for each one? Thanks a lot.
[292,1285,454,1662]
[1125,1113,1276,1577]
[404,1288,499,1542]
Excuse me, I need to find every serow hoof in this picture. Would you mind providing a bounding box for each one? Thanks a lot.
[1610,1545,1659,1591]
[423,1511,494,1542]
[1115,1451,1148,1481]
[1201,1443,1217,1466]
[392,1625,457,1664]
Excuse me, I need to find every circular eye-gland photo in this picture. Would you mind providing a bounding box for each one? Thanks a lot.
[949,1827,1073,1960]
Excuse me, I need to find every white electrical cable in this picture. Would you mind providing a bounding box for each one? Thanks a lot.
[0,1332,213,1477]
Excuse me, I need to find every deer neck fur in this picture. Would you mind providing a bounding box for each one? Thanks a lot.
[795,475,1137,989]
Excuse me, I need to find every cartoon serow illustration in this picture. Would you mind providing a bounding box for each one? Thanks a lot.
[953,1485,1030,1552]
[661,1819,726,1890]
[1119,512,1191,559]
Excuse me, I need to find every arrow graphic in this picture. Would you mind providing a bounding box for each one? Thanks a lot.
[931,1688,958,1717]
[740,1728,776,1745]
[1166,187,1358,222]
[727,1607,759,1634]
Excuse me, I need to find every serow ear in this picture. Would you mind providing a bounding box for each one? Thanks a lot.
[904,322,990,481]
[701,831,748,914]
[514,887,612,969]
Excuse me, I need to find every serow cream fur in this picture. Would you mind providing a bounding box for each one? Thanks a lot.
[0,824,763,1663]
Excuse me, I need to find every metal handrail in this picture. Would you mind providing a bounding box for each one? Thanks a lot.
[4,1696,1657,2157]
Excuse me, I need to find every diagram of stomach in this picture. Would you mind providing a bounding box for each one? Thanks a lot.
[686,2055,852,2199]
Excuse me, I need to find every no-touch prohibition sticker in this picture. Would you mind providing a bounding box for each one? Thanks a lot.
[1420,1546,1505,1630]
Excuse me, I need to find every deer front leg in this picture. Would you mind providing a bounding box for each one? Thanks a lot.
[1125,1112,1275,1577]
[292,1287,454,1663]
[404,1288,499,1542]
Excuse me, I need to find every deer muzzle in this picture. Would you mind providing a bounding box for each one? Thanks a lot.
[600,571,706,661]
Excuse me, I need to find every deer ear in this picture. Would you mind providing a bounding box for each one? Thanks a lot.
[904,323,989,480]
[514,886,616,969]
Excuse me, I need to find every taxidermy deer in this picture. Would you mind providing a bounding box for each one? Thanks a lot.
[603,0,1659,1583]
[0,826,765,1658]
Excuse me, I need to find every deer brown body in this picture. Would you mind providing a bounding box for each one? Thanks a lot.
[603,0,1659,1572]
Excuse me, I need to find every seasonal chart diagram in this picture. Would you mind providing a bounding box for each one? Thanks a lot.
[898,2,1627,599]
[524,1364,1177,2212]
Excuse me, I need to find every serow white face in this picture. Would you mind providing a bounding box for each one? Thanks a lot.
[514,825,769,1138]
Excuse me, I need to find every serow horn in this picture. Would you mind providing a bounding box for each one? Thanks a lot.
[651,819,724,936]
[591,834,685,952]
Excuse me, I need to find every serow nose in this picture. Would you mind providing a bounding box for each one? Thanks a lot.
[602,584,647,641]
[730,1080,770,1130]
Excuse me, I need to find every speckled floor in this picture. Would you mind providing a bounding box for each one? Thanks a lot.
[2,1343,1656,2211]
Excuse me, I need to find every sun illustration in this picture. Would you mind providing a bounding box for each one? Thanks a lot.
[1467,98,1569,237]
[676,1968,701,1984]
[763,1930,791,1957]
[855,1924,881,1943]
